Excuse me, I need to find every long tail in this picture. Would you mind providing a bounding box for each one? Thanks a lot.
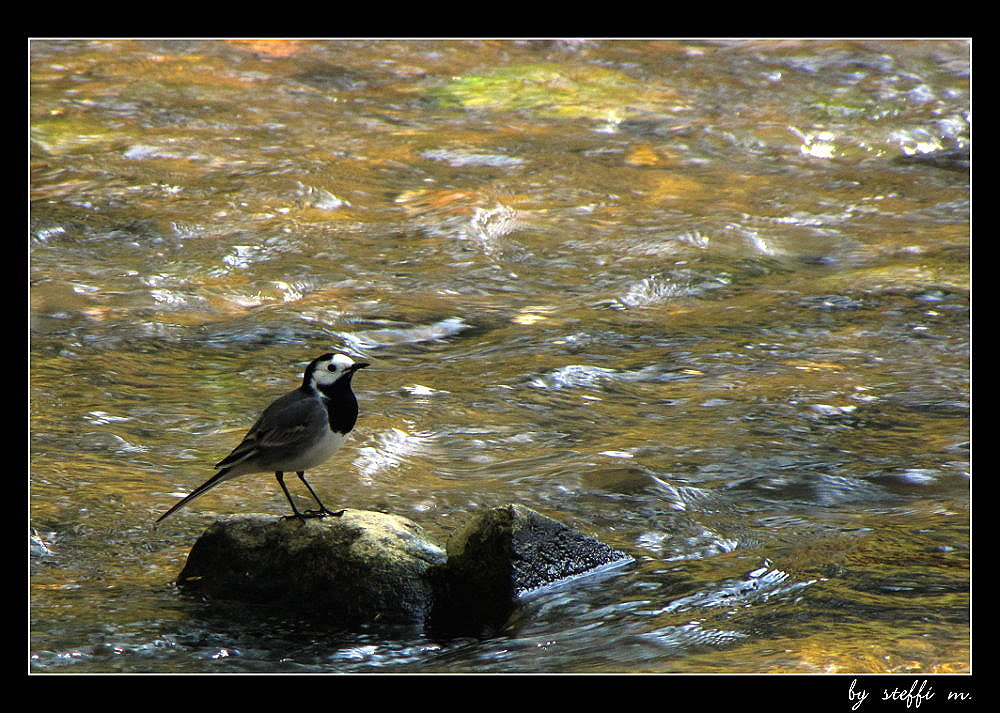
[155,467,235,524]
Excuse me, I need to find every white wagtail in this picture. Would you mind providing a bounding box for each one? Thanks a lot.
[156,353,369,523]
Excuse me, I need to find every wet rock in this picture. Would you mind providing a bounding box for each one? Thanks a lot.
[177,511,446,628]
[429,504,632,635]
[174,504,630,635]
[894,147,969,172]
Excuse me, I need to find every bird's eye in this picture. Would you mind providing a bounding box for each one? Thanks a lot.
[328,364,337,372]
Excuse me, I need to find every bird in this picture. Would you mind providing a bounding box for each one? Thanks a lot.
[156,353,369,523]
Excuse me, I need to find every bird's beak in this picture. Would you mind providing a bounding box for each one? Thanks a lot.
[352,362,370,371]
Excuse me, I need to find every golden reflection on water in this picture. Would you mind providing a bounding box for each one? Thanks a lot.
[30,39,968,673]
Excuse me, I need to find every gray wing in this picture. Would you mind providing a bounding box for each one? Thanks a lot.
[215,392,327,471]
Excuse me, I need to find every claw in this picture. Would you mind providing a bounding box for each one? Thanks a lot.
[300,508,345,518]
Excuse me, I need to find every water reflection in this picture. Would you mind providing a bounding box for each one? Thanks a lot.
[30,39,968,673]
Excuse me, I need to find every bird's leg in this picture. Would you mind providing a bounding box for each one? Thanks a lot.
[276,472,309,520]
[297,471,345,517]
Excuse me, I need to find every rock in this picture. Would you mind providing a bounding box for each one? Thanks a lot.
[429,504,631,635]
[176,510,445,628]
[894,148,969,172]
[173,504,630,635]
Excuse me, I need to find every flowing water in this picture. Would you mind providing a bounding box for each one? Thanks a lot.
[29,39,970,674]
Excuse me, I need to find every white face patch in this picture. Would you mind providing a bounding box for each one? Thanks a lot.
[331,353,356,371]
[311,353,357,387]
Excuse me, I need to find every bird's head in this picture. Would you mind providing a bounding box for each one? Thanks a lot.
[304,353,369,391]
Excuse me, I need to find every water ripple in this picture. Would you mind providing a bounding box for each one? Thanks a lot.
[649,564,819,615]
[339,317,470,351]
[354,428,436,482]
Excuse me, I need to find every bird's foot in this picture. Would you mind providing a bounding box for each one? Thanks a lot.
[302,508,346,518]
[282,511,325,520]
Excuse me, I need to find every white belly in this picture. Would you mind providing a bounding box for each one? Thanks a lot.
[279,428,346,472]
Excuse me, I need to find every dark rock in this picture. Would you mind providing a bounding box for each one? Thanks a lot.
[177,511,445,628]
[291,65,369,92]
[173,504,631,635]
[894,148,969,173]
[429,504,631,635]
